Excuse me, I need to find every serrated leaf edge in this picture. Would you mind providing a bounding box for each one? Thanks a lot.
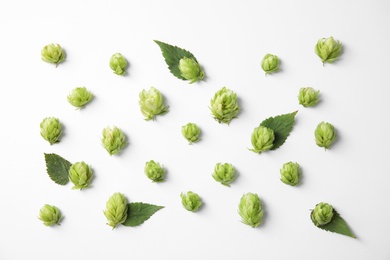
[44,153,71,186]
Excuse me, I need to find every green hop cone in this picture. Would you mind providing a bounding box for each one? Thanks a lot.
[103,192,128,229]
[210,87,240,124]
[238,193,264,228]
[249,126,275,153]
[314,122,336,150]
[261,53,280,75]
[178,57,205,84]
[298,87,320,107]
[38,204,62,226]
[109,53,128,75]
[280,161,301,186]
[311,202,334,226]
[180,191,202,212]
[144,160,165,182]
[139,87,169,120]
[67,87,93,109]
[181,123,201,144]
[40,117,62,145]
[69,161,93,190]
[315,37,342,64]
[212,162,236,187]
[101,126,127,156]
[41,43,65,66]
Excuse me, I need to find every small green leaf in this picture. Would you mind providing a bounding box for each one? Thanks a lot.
[312,209,356,238]
[260,111,298,150]
[44,153,72,185]
[154,40,196,80]
[122,202,164,227]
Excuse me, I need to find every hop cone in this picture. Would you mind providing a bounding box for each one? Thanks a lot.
[238,193,264,228]
[181,191,202,212]
[40,117,62,145]
[38,204,62,226]
[101,126,127,155]
[103,192,128,229]
[210,87,240,124]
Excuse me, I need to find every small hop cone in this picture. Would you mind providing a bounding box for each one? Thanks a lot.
[298,87,320,107]
[311,202,334,226]
[315,37,342,64]
[181,123,201,144]
[210,87,240,124]
[178,57,204,83]
[101,126,127,155]
[38,204,62,226]
[109,53,128,75]
[40,117,62,145]
[139,87,169,120]
[144,160,165,182]
[280,162,301,186]
[180,191,202,212]
[69,161,93,190]
[314,122,336,150]
[103,193,128,229]
[249,126,275,153]
[41,43,65,66]
[238,193,264,228]
[212,162,236,187]
[261,54,280,75]
[67,87,93,109]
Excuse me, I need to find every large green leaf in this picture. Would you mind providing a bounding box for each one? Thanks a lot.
[260,111,298,150]
[122,202,164,227]
[44,153,71,185]
[154,40,196,80]
[312,209,356,238]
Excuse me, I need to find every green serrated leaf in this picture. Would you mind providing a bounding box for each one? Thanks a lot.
[44,153,71,185]
[154,40,196,80]
[260,111,298,150]
[312,209,356,238]
[122,202,164,227]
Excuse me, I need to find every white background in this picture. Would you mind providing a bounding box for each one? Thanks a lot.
[1,0,390,259]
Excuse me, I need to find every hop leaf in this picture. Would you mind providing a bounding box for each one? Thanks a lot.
[139,87,169,120]
[101,126,127,156]
[181,123,201,144]
[44,153,71,185]
[238,193,264,228]
[109,53,128,75]
[280,161,301,186]
[144,160,165,182]
[315,36,342,64]
[180,191,202,212]
[69,161,93,190]
[261,53,280,75]
[103,192,128,229]
[154,40,205,83]
[67,87,93,109]
[40,117,62,145]
[210,87,240,124]
[41,43,65,66]
[38,204,63,226]
[298,87,320,107]
[122,202,164,227]
[212,162,237,187]
[314,122,336,150]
